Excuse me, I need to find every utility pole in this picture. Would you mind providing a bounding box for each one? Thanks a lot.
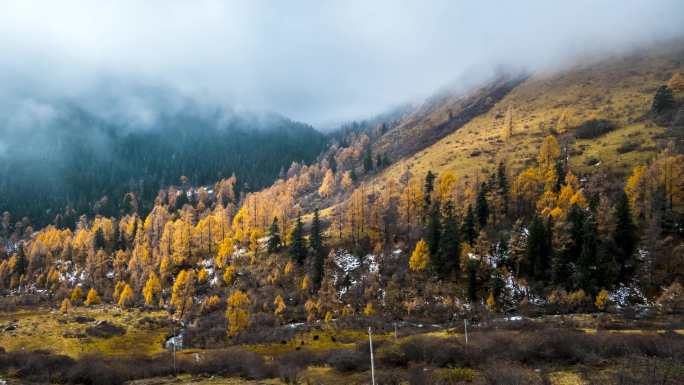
[368,327,376,385]
[394,322,398,341]
[464,319,468,345]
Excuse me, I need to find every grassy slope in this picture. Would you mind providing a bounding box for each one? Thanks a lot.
[0,306,169,358]
[361,43,684,197]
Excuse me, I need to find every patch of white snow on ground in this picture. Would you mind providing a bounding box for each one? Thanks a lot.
[334,250,361,272]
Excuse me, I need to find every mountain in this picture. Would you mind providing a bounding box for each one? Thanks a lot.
[0,102,328,227]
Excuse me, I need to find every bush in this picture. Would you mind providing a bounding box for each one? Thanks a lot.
[657,282,684,314]
[573,119,615,139]
[326,349,368,372]
[483,362,542,385]
[431,367,476,384]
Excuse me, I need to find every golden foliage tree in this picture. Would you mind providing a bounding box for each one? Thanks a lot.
[319,169,336,197]
[70,286,83,305]
[667,72,684,93]
[223,265,236,286]
[171,269,195,319]
[85,288,101,306]
[226,290,251,336]
[538,135,561,171]
[273,294,286,317]
[409,239,430,272]
[60,298,71,315]
[143,272,162,306]
[117,284,134,308]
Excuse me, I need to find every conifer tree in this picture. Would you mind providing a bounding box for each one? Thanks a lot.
[527,216,550,281]
[614,192,637,281]
[310,208,325,290]
[363,147,374,172]
[425,202,441,259]
[476,182,489,228]
[462,205,477,245]
[577,216,599,294]
[497,161,509,214]
[423,170,436,215]
[652,85,675,113]
[85,288,101,306]
[467,259,479,302]
[437,201,460,277]
[267,217,281,253]
[289,213,307,265]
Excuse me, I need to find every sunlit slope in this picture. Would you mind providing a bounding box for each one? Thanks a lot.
[367,43,684,190]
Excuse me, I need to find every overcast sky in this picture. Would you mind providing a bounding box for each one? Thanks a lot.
[0,1,683,128]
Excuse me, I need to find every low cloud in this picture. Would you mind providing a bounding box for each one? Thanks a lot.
[0,0,682,128]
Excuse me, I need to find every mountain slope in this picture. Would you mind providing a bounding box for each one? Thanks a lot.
[362,42,684,195]
[0,105,327,227]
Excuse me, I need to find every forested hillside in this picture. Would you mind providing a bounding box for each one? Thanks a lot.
[0,42,683,385]
[0,105,327,227]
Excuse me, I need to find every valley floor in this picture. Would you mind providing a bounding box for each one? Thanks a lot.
[1,305,683,384]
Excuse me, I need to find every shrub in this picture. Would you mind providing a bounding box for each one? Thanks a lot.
[595,289,610,311]
[431,367,476,384]
[657,282,684,314]
[483,362,542,385]
[326,349,368,372]
[573,119,615,139]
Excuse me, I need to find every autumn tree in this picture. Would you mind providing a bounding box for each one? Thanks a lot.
[274,295,286,318]
[143,272,162,306]
[409,239,430,272]
[171,269,195,319]
[319,169,336,198]
[118,284,134,308]
[226,290,251,336]
[70,286,84,305]
[60,298,71,315]
[667,72,684,93]
[85,288,101,306]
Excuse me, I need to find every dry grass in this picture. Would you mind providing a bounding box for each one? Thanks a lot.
[0,306,169,358]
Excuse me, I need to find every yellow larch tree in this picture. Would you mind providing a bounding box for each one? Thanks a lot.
[85,288,101,306]
[409,239,430,272]
[171,269,195,319]
[226,290,251,336]
[143,272,162,306]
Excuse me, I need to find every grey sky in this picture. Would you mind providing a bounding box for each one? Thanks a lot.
[1,0,683,128]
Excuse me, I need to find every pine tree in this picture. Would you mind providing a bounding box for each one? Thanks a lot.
[363,147,374,172]
[497,161,509,214]
[462,205,477,245]
[93,228,106,251]
[527,216,550,281]
[289,213,307,265]
[652,85,675,113]
[267,217,281,253]
[226,290,251,336]
[310,208,325,290]
[476,182,489,228]
[614,192,637,282]
[467,259,479,302]
[423,170,436,215]
[85,288,101,306]
[425,202,441,259]
[437,201,460,277]
[577,216,599,294]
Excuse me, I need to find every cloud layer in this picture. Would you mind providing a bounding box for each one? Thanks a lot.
[1,0,683,127]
